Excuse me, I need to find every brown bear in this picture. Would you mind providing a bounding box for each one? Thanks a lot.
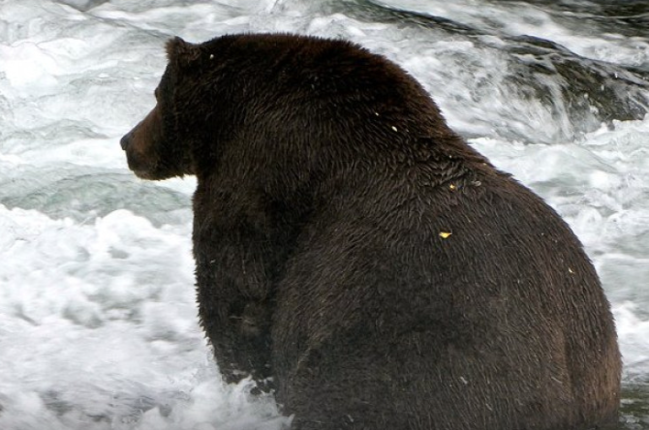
[120,33,621,430]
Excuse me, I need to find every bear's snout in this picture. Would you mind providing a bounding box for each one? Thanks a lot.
[119,106,191,180]
[120,130,134,151]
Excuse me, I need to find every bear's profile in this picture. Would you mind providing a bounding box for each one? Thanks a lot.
[120,33,621,430]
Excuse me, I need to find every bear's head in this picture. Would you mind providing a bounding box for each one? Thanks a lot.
[120,37,204,180]
[120,33,464,187]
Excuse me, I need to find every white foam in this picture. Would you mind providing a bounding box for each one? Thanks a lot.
[372,0,649,67]
[1,0,647,427]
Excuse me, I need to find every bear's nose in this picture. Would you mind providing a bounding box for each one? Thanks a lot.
[120,131,133,151]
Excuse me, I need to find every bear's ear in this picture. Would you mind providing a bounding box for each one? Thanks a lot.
[166,37,201,69]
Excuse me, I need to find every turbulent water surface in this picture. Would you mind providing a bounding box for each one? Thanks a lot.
[0,0,648,429]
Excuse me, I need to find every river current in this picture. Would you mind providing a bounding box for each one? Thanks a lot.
[0,0,647,428]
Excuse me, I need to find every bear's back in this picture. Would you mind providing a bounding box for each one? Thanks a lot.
[273,166,619,429]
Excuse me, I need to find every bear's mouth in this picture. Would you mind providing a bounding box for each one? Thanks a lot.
[125,153,157,180]
[132,169,157,180]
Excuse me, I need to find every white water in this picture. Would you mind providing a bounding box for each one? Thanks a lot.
[0,1,647,429]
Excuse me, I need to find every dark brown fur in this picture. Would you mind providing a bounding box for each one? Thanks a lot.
[120,33,621,430]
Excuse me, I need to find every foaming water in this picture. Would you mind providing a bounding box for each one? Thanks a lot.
[1,0,647,428]
[370,0,649,68]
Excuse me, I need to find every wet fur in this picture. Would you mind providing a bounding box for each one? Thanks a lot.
[120,33,621,430]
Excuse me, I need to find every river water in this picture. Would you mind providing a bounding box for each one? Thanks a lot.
[0,0,647,429]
